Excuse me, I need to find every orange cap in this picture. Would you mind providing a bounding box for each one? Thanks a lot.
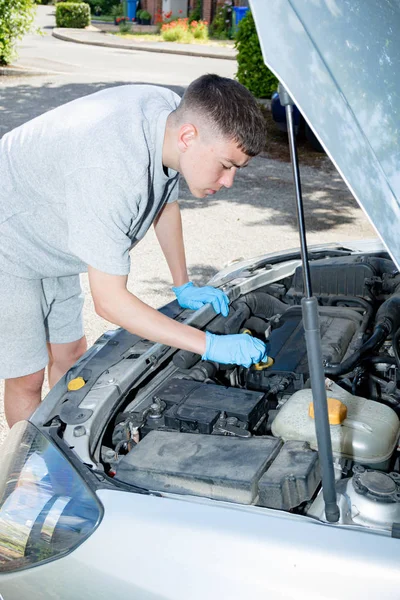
[309,397,347,425]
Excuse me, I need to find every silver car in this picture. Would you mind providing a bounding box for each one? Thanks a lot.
[2,1,400,598]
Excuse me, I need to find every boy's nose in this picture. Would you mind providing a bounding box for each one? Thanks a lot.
[220,167,236,188]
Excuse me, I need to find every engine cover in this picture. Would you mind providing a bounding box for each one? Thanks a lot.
[287,255,396,300]
[246,305,363,391]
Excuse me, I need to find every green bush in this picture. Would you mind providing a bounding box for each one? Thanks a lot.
[118,18,131,33]
[0,0,36,65]
[188,0,201,23]
[110,3,123,17]
[235,10,278,99]
[85,0,117,15]
[210,3,233,40]
[56,2,90,27]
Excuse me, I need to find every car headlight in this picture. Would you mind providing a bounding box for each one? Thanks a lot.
[0,421,102,573]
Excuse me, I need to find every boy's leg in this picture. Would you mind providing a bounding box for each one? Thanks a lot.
[1,273,85,427]
[0,272,50,427]
[45,275,86,388]
[47,336,87,388]
[4,369,45,427]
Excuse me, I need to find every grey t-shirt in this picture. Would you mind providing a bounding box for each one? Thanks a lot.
[0,85,180,278]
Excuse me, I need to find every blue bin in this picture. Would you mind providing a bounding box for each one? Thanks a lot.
[126,0,137,20]
[233,6,249,26]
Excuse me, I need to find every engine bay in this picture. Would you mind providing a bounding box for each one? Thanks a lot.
[100,252,400,534]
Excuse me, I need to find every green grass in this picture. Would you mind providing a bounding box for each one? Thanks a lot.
[91,14,114,22]
[114,32,161,41]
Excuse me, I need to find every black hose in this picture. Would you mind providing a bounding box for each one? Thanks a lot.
[224,292,287,334]
[241,292,288,318]
[324,324,389,376]
[367,355,397,366]
[375,293,400,334]
[393,327,400,369]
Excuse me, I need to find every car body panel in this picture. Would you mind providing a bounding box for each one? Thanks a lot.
[250,0,400,270]
[1,489,400,600]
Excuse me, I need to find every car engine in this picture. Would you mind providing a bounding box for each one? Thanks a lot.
[103,253,400,534]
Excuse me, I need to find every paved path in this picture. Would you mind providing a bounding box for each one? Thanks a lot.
[0,7,375,445]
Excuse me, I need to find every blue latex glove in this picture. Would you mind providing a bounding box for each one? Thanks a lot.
[173,282,229,317]
[202,331,268,368]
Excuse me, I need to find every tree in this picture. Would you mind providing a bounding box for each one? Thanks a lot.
[0,0,36,66]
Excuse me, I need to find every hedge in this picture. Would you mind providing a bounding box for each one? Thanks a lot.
[0,0,36,65]
[55,2,90,28]
[235,10,278,99]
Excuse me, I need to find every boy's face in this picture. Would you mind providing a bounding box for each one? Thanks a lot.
[177,129,251,198]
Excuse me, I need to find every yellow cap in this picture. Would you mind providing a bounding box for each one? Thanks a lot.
[67,377,86,391]
[241,329,253,336]
[254,357,275,370]
[309,397,347,425]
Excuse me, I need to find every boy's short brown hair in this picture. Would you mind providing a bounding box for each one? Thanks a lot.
[176,74,266,157]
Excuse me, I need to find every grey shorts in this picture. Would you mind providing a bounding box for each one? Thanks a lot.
[0,272,85,379]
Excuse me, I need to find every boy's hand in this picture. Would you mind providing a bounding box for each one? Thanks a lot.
[202,332,268,367]
[173,282,229,317]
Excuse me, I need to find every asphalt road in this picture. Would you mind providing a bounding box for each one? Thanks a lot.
[0,7,374,445]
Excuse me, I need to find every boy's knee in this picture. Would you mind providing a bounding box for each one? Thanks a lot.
[5,369,45,396]
[49,336,87,370]
[69,336,87,363]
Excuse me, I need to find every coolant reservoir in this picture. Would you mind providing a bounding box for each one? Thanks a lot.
[271,380,400,466]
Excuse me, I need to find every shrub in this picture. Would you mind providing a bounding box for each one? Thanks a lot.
[118,17,132,32]
[56,2,90,27]
[190,20,208,40]
[161,17,190,42]
[85,0,118,16]
[0,0,36,65]
[161,17,208,43]
[210,2,233,40]
[140,10,151,20]
[188,0,201,23]
[235,10,278,99]
[110,3,122,17]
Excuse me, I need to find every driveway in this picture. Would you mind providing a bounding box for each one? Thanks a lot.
[0,7,374,444]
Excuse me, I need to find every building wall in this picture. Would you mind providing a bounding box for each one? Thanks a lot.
[141,0,248,24]
[141,0,162,19]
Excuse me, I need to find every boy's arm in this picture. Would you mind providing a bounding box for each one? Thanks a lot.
[88,267,206,354]
[88,267,268,368]
[153,201,189,287]
[153,201,229,316]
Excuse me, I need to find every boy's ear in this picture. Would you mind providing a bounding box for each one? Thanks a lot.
[177,123,197,152]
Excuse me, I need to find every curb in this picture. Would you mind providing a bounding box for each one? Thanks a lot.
[52,29,236,61]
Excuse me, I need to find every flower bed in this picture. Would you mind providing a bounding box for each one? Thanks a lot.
[161,17,208,43]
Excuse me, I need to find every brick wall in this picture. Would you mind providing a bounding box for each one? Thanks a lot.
[140,0,162,19]
[141,0,248,24]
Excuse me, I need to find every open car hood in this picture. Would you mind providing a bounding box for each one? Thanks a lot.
[250,0,400,269]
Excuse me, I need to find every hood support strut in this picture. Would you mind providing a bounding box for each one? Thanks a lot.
[279,83,340,523]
